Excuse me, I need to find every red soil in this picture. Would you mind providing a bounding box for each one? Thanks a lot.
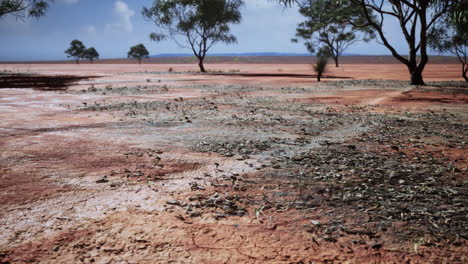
[0,63,466,263]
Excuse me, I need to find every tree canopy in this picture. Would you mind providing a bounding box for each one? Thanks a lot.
[280,0,466,85]
[128,44,150,64]
[65,40,86,64]
[429,2,468,82]
[142,0,244,72]
[84,47,100,64]
[292,0,374,67]
[0,0,51,19]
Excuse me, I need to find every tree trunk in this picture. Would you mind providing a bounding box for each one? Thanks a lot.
[410,68,425,85]
[138,58,141,65]
[317,73,321,82]
[334,56,339,67]
[76,59,79,64]
[198,57,206,73]
[462,64,468,83]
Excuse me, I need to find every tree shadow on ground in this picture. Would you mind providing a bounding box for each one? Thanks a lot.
[0,74,99,91]
[396,96,468,104]
[211,72,352,79]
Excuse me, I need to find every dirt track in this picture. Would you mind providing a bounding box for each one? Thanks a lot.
[0,63,467,263]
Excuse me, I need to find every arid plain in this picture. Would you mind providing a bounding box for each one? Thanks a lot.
[0,61,467,263]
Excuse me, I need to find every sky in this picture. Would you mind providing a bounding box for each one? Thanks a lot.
[0,0,408,61]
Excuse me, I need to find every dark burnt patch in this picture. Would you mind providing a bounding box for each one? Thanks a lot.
[0,74,98,91]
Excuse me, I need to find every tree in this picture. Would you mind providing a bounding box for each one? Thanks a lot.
[142,0,244,72]
[84,47,99,64]
[65,40,86,64]
[292,0,374,67]
[127,44,149,64]
[0,0,51,19]
[429,3,468,82]
[280,0,464,85]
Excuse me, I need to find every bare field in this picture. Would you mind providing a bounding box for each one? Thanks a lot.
[0,63,467,263]
[4,55,460,65]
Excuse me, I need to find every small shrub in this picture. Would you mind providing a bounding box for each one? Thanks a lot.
[88,85,97,92]
[314,56,328,82]
[314,47,331,82]
[168,67,173,73]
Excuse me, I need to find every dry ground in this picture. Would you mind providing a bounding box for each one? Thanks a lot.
[0,63,467,263]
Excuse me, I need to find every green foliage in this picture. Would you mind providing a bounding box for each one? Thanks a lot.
[0,0,51,19]
[429,22,468,55]
[128,44,150,64]
[282,0,464,85]
[142,0,244,72]
[314,47,329,82]
[292,0,374,67]
[316,46,332,59]
[65,40,86,64]
[429,2,468,82]
[84,47,100,63]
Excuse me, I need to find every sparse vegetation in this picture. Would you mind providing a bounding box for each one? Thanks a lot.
[65,40,86,64]
[281,0,465,85]
[429,2,468,82]
[83,47,99,64]
[2,2,468,263]
[314,47,330,82]
[142,0,244,72]
[127,44,150,65]
[292,0,374,67]
[65,40,99,64]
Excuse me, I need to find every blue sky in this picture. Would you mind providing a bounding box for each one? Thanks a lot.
[0,0,406,61]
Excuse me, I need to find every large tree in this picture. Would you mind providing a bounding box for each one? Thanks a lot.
[65,40,86,64]
[292,0,374,67]
[84,47,99,64]
[142,0,244,72]
[128,44,150,64]
[429,2,468,82]
[0,0,51,19]
[281,0,464,85]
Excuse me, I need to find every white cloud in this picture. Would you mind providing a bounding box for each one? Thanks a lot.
[105,0,135,33]
[82,25,96,35]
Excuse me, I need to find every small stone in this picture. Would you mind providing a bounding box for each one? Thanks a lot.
[310,220,321,225]
[166,199,181,206]
[189,211,202,217]
[213,213,226,220]
[371,243,382,249]
[96,177,109,183]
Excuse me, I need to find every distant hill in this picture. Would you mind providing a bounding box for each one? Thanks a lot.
[2,55,459,64]
[151,52,304,58]
[149,52,363,58]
